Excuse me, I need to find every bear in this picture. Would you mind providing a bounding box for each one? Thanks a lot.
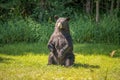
[47,15,75,67]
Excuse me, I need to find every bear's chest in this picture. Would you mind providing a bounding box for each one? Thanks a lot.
[53,34,67,49]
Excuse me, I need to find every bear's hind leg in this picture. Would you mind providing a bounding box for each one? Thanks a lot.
[48,52,57,65]
[65,58,74,67]
[65,56,74,67]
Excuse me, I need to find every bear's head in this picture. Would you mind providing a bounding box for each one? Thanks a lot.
[54,15,70,33]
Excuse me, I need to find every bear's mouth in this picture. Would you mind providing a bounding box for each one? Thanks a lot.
[59,26,65,31]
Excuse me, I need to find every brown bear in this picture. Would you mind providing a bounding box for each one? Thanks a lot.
[47,16,75,67]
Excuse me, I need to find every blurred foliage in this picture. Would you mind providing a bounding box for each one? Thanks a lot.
[0,0,120,44]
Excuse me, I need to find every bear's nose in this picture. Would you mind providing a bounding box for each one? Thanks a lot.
[57,23,63,29]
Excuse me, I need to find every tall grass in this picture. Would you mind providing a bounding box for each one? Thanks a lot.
[0,15,119,44]
[0,17,54,44]
[70,15,120,44]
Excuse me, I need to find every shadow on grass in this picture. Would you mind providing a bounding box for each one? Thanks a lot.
[0,57,14,63]
[73,63,100,69]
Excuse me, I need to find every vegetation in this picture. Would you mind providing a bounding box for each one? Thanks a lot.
[0,0,120,44]
[0,0,120,79]
[0,15,119,44]
[0,43,120,80]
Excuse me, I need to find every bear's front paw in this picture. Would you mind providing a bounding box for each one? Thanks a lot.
[58,53,62,58]
[58,50,64,58]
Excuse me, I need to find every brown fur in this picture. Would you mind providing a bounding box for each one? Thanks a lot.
[47,16,75,66]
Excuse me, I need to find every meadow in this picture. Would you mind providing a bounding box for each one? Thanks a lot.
[0,43,120,80]
[0,0,120,80]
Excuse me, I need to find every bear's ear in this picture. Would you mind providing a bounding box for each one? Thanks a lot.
[66,17,70,21]
[54,15,59,20]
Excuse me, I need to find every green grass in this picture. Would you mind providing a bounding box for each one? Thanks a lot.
[0,43,120,80]
[0,15,120,44]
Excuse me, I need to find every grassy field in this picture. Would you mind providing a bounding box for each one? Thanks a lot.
[0,43,120,80]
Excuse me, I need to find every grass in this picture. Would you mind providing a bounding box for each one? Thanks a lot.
[0,43,120,80]
[0,15,119,44]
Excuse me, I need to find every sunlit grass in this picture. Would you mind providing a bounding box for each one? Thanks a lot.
[0,43,120,80]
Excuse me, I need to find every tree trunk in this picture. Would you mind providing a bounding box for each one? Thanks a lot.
[86,0,91,14]
[91,0,93,14]
[110,0,114,16]
[117,0,120,11]
[40,0,46,9]
[39,0,46,22]
[96,0,99,23]
[106,0,109,14]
